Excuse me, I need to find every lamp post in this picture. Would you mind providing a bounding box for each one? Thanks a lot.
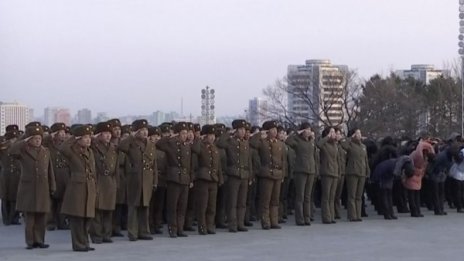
[201,86,216,125]
[459,0,464,135]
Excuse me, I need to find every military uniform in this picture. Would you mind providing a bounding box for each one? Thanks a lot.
[9,126,56,249]
[217,120,252,232]
[109,119,128,237]
[214,124,228,229]
[191,125,223,235]
[251,121,287,229]
[156,122,192,238]
[89,122,119,243]
[60,126,97,252]
[43,123,70,230]
[286,131,317,226]
[0,132,22,226]
[317,135,339,224]
[335,143,347,219]
[340,139,370,221]
[118,120,157,241]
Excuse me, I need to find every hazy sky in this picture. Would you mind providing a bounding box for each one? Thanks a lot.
[0,0,458,118]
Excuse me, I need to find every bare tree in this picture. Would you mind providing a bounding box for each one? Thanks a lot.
[262,69,362,131]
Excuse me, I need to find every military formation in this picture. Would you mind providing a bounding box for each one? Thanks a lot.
[0,118,463,252]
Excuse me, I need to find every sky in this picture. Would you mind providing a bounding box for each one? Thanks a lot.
[0,0,458,118]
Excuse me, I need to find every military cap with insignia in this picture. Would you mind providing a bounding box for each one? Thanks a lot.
[245,122,251,131]
[4,130,19,140]
[186,122,194,131]
[194,124,201,132]
[94,122,113,135]
[108,118,122,128]
[25,126,44,138]
[26,121,41,128]
[262,120,278,131]
[132,119,149,132]
[232,119,247,129]
[250,126,261,133]
[87,124,95,133]
[5,124,19,133]
[174,122,189,133]
[51,122,67,133]
[73,125,92,137]
[42,125,50,133]
[148,126,161,136]
[159,123,171,134]
[121,125,132,135]
[201,125,216,135]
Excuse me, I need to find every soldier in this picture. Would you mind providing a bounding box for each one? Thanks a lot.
[9,126,56,249]
[216,119,252,232]
[89,122,119,244]
[147,125,162,234]
[60,125,97,252]
[334,128,347,220]
[109,119,127,237]
[184,123,198,232]
[277,126,291,223]
[317,127,339,224]
[246,126,261,224]
[340,128,370,222]
[156,122,193,238]
[285,122,317,226]
[43,122,70,230]
[251,120,287,230]
[118,119,157,241]
[213,123,228,229]
[191,125,223,235]
[0,125,21,225]
[151,124,170,234]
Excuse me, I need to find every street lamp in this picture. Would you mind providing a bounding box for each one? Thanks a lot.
[459,0,464,135]
[201,86,216,125]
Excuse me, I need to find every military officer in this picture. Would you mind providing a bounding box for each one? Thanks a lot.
[90,122,119,243]
[214,123,228,229]
[340,128,370,221]
[317,127,340,224]
[156,122,193,238]
[150,124,170,234]
[60,125,97,252]
[118,119,157,241]
[109,119,127,237]
[191,125,223,235]
[0,125,21,225]
[250,120,287,230]
[9,125,56,249]
[217,119,252,232]
[43,122,70,230]
[285,122,317,226]
[184,123,198,232]
[334,128,347,220]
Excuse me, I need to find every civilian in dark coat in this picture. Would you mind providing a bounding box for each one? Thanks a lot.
[372,156,414,220]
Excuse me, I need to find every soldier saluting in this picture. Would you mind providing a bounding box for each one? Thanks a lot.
[250,120,287,230]
[216,119,252,233]
[9,125,56,249]
[118,119,157,241]
[60,125,97,252]
[156,122,193,238]
[191,125,223,235]
[89,121,119,243]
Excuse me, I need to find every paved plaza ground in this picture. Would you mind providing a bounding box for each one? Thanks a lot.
[0,206,462,261]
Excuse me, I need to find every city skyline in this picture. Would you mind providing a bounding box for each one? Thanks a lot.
[0,1,458,117]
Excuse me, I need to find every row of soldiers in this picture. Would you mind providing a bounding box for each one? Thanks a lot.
[0,118,454,252]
